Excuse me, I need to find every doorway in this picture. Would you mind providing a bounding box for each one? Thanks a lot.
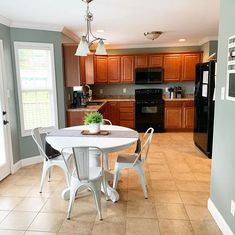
[0,40,12,181]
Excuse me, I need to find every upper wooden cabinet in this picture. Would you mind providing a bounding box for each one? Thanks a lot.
[108,56,121,83]
[95,56,108,83]
[182,53,201,81]
[163,54,182,82]
[85,54,95,85]
[63,44,81,87]
[135,55,148,68]
[149,55,163,67]
[121,56,134,83]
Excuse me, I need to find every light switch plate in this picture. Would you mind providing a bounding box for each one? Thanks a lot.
[123,88,126,93]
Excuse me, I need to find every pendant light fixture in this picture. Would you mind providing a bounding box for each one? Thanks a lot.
[75,0,107,56]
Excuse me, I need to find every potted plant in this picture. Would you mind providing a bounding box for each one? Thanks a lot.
[84,112,103,133]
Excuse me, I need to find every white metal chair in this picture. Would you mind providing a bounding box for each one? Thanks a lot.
[113,127,154,198]
[61,146,108,220]
[31,127,71,193]
[102,119,112,125]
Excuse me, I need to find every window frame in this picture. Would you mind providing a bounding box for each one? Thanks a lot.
[14,41,58,137]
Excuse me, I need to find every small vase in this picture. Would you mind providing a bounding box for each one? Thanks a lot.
[89,123,101,134]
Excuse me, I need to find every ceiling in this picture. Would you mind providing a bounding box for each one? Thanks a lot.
[0,0,219,48]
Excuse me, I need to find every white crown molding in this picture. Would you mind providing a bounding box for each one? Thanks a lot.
[208,198,234,235]
[10,21,64,32]
[62,27,80,42]
[0,15,11,27]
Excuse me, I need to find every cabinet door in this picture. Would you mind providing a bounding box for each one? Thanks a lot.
[182,101,195,129]
[149,55,163,67]
[85,54,95,84]
[163,54,182,82]
[108,56,121,83]
[107,102,119,125]
[182,53,201,81]
[95,56,108,83]
[135,55,148,68]
[79,57,86,85]
[164,102,182,129]
[121,56,134,83]
[67,111,85,127]
[63,45,80,87]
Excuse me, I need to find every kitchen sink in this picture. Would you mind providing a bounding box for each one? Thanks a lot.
[87,101,104,106]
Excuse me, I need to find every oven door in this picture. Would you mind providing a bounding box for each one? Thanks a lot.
[135,101,164,131]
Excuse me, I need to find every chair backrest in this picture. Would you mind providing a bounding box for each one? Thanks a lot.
[31,127,49,161]
[102,119,112,125]
[133,127,154,166]
[62,146,103,182]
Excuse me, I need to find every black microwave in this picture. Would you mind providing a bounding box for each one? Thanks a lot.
[135,67,163,84]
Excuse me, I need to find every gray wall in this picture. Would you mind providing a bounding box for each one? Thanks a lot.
[210,0,235,232]
[0,24,20,163]
[201,41,218,62]
[9,28,66,159]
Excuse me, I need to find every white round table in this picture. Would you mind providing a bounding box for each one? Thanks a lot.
[46,125,138,202]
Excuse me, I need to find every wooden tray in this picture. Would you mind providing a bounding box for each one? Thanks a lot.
[81,130,110,135]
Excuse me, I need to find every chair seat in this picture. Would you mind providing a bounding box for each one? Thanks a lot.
[116,154,140,164]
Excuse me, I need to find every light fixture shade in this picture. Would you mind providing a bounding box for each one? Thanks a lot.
[95,39,107,55]
[144,31,162,40]
[75,36,90,56]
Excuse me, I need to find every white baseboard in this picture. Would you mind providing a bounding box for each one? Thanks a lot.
[12,155,43,173]
[208,198,234,235]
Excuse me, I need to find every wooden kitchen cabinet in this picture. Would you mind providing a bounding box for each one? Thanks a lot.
[119,101,135,129]
[163,54,182,82]
[182,101,195,129]
[135,55,148,68]
[182,53,201,81]
[149,54,163,67]
[164,100,195,130]
[108,56,121,83]
[121,56,134,83]
[106,101,120,125]
[67,111,85,127]
[164,102,182,129]
[95,56,108,83]
[63,44,81,87]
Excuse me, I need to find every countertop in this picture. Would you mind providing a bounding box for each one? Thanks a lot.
[67,101,107,112]
[163,97,194,102]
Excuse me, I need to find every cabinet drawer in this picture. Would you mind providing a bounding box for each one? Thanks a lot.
[164,101,182,107]
[120,112,134,120]
[120,120,135,129]
[183,101,194,107]
[119,101,135,108]
[119,107,135,113]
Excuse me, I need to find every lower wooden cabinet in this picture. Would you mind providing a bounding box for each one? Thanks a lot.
[164,100,194,131]
[119,101,135,129]
[67,111,85,127]
[106,101,120,125]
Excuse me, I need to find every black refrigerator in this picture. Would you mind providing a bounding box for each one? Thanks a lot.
[194,61,216,158]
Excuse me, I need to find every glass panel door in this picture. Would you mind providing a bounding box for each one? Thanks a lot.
[0,40,11,181]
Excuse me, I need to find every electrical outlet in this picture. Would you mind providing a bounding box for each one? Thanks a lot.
[165,87,169,93]
[123,88,127,94]
[231,200,235,216]
[221,87,225,100]
[99,89,103,94]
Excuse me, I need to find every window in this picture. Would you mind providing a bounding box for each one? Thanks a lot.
[14,42,58,136]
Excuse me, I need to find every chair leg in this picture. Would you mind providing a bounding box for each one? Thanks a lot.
[135,164,148,199]
[48,167,53,182]
[90,181,102,220]
[40,163,50,193]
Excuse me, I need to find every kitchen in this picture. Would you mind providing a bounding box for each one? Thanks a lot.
[1,0,235,234]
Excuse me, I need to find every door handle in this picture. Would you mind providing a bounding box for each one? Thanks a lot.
[3,120,9,125]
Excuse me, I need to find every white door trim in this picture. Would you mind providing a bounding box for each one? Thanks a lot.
[0,40,14,176]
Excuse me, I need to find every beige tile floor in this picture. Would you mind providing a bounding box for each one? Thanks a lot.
[0,132,222,235]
